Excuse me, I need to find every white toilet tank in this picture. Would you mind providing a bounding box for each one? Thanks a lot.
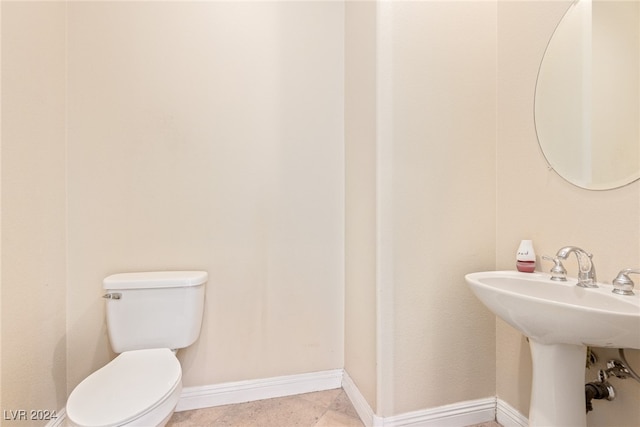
[103,271,207,353]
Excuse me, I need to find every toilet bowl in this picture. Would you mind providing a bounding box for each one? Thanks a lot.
[66,348,182,427]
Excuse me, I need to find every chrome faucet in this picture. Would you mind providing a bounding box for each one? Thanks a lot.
[542,255,567,281]
[612,268,640,296]
[555,246,597,288]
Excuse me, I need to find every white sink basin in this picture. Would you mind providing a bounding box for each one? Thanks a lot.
[465,270,640,427]
[465,270,640,349]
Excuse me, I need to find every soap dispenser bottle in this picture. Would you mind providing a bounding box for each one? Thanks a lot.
[516,240,536,273]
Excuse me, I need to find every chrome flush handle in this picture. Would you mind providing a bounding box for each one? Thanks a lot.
[102,292,122,300]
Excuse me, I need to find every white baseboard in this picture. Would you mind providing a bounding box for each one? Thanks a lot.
[496,398,528,427]
[382,398,497,427]
[175,369,344,411]
[342,371,381,426]
[55,367,529,427]
[342,370,499,427]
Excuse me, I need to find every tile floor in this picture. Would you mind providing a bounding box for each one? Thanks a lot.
[166,388,502,427]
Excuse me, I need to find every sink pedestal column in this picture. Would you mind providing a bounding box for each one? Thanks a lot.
[528,340,587,427]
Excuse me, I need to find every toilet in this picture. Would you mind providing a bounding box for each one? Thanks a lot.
[66,271,207,427]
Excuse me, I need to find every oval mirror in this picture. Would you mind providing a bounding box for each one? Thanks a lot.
[535,0,640,190]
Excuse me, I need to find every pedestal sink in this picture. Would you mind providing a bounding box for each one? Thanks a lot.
[465,271,640,427]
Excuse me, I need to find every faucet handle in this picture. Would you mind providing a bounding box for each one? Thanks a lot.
[542,255,567,281]
[612,268,640,296]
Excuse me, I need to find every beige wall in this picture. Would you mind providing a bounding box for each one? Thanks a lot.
[65,0,345,391]
[1,0,68,421]
[378,0,497,415]
[345,1,498,416]
[345,0,378,412]
[497,1,640,426]
[1,0,3,408]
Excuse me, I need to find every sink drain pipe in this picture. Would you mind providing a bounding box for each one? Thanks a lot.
[585,381,614,413]
[584,348,640,413]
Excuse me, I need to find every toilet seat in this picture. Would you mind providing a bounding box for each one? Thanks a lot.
[66,348,182,427]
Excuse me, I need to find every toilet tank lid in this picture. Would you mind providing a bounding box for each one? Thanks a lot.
[103,271,208,290]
